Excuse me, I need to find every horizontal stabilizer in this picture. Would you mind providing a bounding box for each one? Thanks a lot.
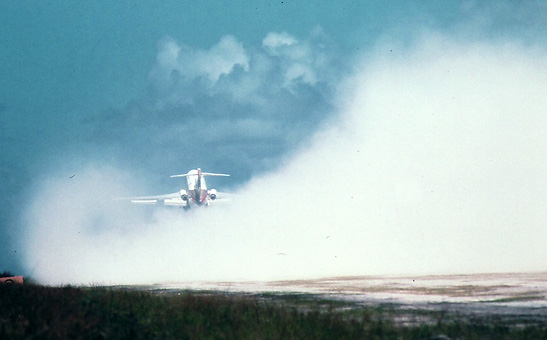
[170,172,230,178]
[202,172,230,177]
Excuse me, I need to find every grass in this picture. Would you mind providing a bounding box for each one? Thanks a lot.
[1,284,546,339]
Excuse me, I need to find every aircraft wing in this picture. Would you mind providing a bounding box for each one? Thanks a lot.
[121,190,233,207]
[124,192,186,206]
[208,191,233,204]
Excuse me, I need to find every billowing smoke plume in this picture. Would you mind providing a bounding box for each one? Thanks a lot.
[21,33,546,285]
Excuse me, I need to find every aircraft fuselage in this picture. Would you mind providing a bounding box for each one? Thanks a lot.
[185,169,209,205]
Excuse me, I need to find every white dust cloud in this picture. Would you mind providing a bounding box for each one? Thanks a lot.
[22,35,546,285]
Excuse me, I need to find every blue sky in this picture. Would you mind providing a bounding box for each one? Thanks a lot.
[1,1,546,281]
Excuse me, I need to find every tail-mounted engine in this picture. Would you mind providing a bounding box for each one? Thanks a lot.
[209,189,217,200]
[179,189,188,201]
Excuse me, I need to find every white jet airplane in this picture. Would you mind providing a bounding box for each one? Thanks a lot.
[128,168,230,208]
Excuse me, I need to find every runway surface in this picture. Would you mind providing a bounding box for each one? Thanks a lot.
[146,272,547,320]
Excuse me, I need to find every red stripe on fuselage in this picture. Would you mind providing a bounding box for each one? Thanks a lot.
[199,189,207,203]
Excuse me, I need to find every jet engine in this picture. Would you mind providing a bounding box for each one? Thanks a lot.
[209,189,217,200]
[179,189,188,201]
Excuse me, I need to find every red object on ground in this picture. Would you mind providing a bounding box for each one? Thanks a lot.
[0,276,24,284]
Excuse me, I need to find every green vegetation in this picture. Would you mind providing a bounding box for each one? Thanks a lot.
[1,284,546,339]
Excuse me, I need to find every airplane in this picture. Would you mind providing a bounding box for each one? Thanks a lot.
[127,168,230,208]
